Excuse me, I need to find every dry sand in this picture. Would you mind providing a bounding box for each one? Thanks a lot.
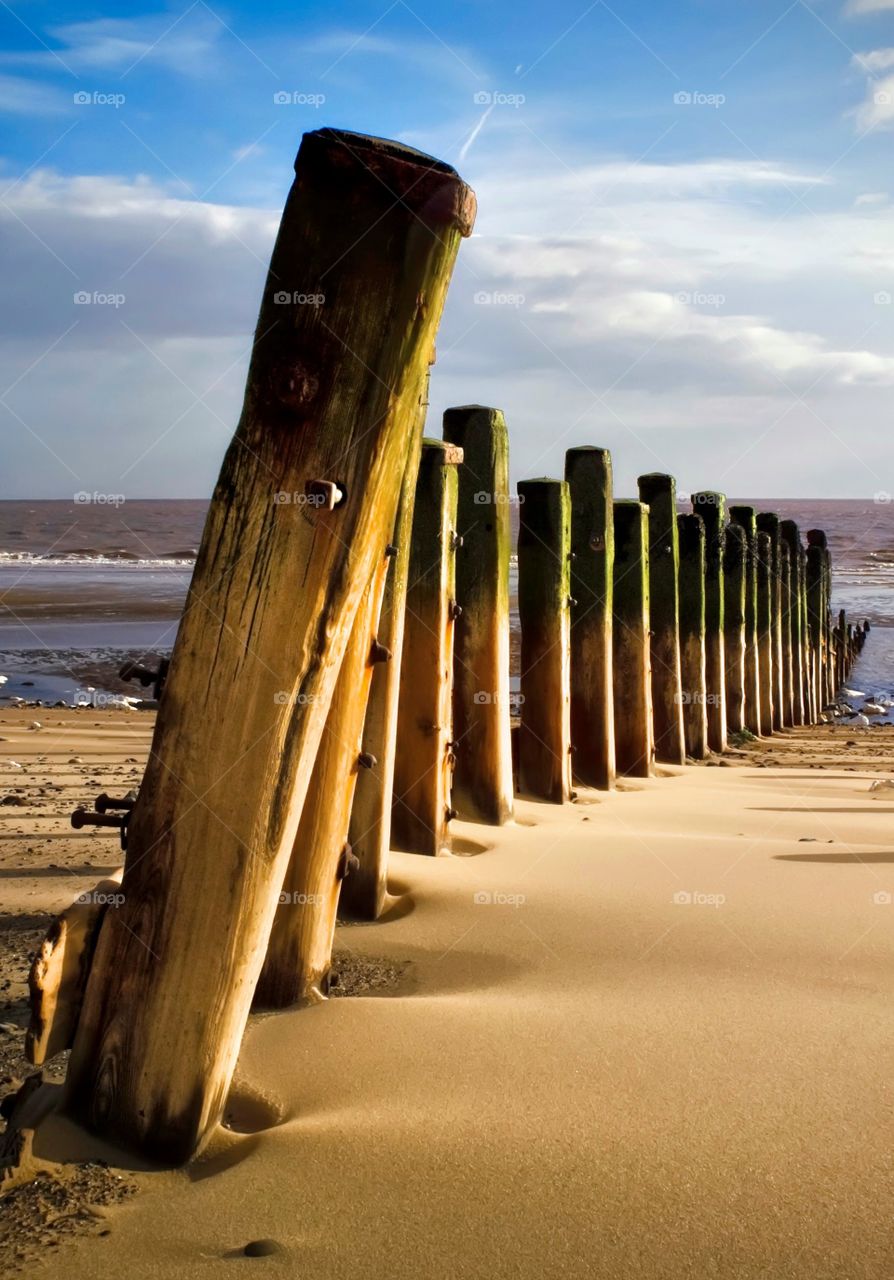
[2,710,894,1278]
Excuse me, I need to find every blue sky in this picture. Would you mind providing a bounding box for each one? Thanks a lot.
[1,0,892,497]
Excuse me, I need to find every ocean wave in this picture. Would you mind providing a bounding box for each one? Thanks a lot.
[0,550,196,568]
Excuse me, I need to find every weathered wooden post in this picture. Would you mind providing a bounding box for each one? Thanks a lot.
[780,520,804,725]
[517,478,572,803]
[342,416,426,920]
[799,544,815,722]
[756,513,784,731]
[807,530,830,708]
[823,545,835,705]
[565,446,615,790]
[728,506,762,735]
[64,129,475,1163]
[755,530,775,733]
[613,500,653,777]
[806,539,825,722]
[677,513,708,759]
[392,439,463,855]
[779,540,793,724]
[691,492,726,752]
[723,521,746,734]
[637,474,685,764]
[255,554,390,1007]
[442,405,514,825]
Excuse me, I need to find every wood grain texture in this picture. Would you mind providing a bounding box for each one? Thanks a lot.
[64,128,475,1162]
[722,523,746,734]
[612,501,653,778]
[392,440,461,855]
[728,507,762,736]
[565,446,615,790]
[677,514,708,759]
[691,492,727,752]
[517,479,572,803]
[637,474,685,765]
[443,405,514,825]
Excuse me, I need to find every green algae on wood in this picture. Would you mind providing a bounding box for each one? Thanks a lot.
[677,512,708,759]
[443,405,514,825]
[517,478,572,803]
[756,513,784,731]
[564,446,615,790]
[755,530,775,736]
[728,506,762,736]
[691,492,727,752]
[722,522,747,734]
[637,474,685,765]
[612,500,653,777]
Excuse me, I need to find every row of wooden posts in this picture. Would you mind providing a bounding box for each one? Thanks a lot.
[366,426,868,865]
[22,128,868,1169]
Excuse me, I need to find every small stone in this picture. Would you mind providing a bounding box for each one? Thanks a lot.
[0,795,24,806]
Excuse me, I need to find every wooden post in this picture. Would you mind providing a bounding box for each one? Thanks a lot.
[755,531,775,734]
[836,608,847,693]
[807,530,830,708]
[806,540,824,722]
[779,540,793,724]
[728,507,762,736]
[637,474,685,764]
[799,544,815,722]
[64,129,475,1163]
[517,478,572,803]
[442,405,514,825]
[612,500,653,777]
[392,440,463,855]
[255,553,389,1007]
[723,522,747,734]
[691,492,726,752]
[342,413,426,920]
[780,520,804,725]
[756,513,784,731]
[564,446,615,790]
[677,513,708,759]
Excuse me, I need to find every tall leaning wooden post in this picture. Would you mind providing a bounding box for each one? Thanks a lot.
[677,513,708,759]
[613,501,653,777]
[779,540,793,724]
[780,520,804,725]
[565,446,615,790]
[756,513,784,731]
[342,412,426,920]
[64,130,475,1163]
[806,539,825,725]
[637,474,685,764]
[692,492,727,752]
[517,478,573,803]
[255,553,390,1008]
[442,405,514,825]
[723,522,747,734]
[728,506,762,735]
[392,439,463,855]
[755,530,775,734]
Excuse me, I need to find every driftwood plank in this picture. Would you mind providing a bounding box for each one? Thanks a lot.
[64,129,475,1163]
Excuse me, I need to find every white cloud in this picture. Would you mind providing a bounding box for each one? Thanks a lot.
[846,0,894,13]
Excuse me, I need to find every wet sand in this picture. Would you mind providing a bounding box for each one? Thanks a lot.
[2,710,894,1277]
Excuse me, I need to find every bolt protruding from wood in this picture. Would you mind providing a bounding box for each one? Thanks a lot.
[95,792,137,813]
[357,752,377,770]
[385,542,399,558]
[119,658,169,700]
[336,843,360,881]
[445,806,458,822]
[449,601,463,620]
[369,639,392,665]
[567,596,578,608]
[451,532,464,550]
[305,479,345,510]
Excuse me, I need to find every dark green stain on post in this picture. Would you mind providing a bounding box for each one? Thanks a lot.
[755,530,775,735]
[612,500,653,777]
[565,446,615,790]
[756,513,784,731]
[722,521,746,733]
[728,506,762,736]
[780,520,804,726]
[443,406,514,825]
[517,478,572,803]
[677,512,708,759]
[637,474,685,764]
[691,491,727,752]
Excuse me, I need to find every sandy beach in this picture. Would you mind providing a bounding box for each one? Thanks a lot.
[1,708,892,1278]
